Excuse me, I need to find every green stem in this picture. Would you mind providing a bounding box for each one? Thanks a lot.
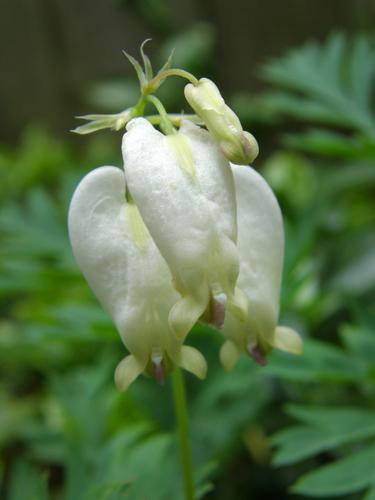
[146,69,198,93]
[172,368,195,500]
[146,95,175,135]
[145,113,203,127]
[132,95,147,117]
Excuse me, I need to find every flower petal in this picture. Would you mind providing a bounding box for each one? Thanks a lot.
[68,166,198,379]
[221,164,286,368]
[172,345,208,380]
[115,354,146,392]
[122,118,240,338]
[232,163,284,342]
[273,326,303,354]
[220,340,241,371]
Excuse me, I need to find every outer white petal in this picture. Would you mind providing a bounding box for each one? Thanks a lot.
[179,120,237,241]
[122,118,240,338]
[68,166,206,387]
[234,163,284,332]
[221,164,286,366]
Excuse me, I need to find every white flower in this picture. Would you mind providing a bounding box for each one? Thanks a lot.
[220,164,302,370]
[68,115,300,387]
[184,78,259,165]
[121,118,248,340]
[68,166,207,391]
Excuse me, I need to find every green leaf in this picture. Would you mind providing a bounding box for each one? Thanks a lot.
[122,51,147,88]
[257,91,349,127]
[71,120,117,135]
[283,129,375,159]
[272,406,375,466]
[329,245,375,295]
[323,163,375,194]
[140,39,153,80]
[340,324,375,365]
[348,36,375,109]
[267,339,365,383]
[272,425,333,466]
[0,394,37,447]
[286,405,375,430]
[83,481,130,500]
[157,48,174,76]
[364,485,375,500]
[261,33,375,134]
[191,357,271,460]
[7,460,49,500]
[292,444,375,497]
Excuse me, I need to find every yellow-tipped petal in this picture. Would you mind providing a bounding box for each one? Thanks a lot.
[166,133,195,177]
[220,340,241,371]
[273,326,303,354]
[115,355,146,392]
[175,345,208,380]
[169,291,208,340]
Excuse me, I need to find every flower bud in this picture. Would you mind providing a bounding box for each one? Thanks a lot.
[184,78,259,165]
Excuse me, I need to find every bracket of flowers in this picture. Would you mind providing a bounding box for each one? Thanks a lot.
[68,41,302,500]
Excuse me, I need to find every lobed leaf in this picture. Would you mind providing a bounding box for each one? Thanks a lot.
[292,444,375,497]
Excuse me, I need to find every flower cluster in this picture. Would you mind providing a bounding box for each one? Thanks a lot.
[68,64,301,391]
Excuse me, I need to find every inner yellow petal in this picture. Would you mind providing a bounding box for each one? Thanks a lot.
[125,201,149,250]
[166,134,196,177]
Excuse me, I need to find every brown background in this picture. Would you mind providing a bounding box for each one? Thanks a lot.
[1,0,374,142]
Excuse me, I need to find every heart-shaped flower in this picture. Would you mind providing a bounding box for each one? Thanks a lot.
[68,166,207,391]
[220,164,302,370]
[122,118,248,339]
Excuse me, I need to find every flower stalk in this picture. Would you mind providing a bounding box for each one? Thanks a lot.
[144,68,199,93]
[72,47,200,135]
[172,368,195,500]
[68,40,303,500]
[146,95,175,135]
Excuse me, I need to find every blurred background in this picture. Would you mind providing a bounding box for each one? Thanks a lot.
[1,1,375,499]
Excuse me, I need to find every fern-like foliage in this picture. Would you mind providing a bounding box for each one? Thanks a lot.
[269,318,375,499]
[256,33,375,500]
[259,34,375,157]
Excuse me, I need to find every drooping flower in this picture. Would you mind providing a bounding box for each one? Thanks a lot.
[121,118,248,339]
[184,78,259,165]
[220,164,302,370]
[68,166,207,391]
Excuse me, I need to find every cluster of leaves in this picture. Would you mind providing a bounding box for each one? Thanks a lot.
[251,34,375,499]
[1,29,375,500]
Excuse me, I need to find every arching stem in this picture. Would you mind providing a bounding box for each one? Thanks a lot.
[172,368,195,500]
[145,113,202,127]
[145,69,199,93]
[146,95,175,135]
